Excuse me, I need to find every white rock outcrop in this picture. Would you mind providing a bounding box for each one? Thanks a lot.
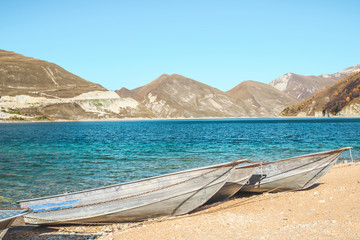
[0,91,143,119]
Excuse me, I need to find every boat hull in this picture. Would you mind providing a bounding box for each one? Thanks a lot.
[206,162,259,204]
[0,210,29,240]
[241,147,352,193]
[18,160,243,225]
[0,219,14,240]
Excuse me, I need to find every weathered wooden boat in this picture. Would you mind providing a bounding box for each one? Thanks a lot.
[206,161,260,204]
[18,159,244,225]
[241,147,352,193]
[0,209,29,239]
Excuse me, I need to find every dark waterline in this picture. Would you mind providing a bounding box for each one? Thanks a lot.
[0,118,359,207]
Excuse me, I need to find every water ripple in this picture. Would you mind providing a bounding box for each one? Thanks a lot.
[0,118,359,207]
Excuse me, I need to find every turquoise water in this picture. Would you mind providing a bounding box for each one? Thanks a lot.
[0,118,359,207]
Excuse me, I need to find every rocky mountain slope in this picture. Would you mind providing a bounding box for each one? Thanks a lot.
[2,49,358,120]
[120,74,257,118]
[226,80,298,117]
[0,49,106,98]
[270,65,360,101]
[115,87,142,101]
[282,71,360,117]
[0,49,153,120]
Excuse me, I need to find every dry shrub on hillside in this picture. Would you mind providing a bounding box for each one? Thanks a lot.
[323,72,360,115]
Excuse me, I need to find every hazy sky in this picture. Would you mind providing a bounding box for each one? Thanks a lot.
[1,0,359,91]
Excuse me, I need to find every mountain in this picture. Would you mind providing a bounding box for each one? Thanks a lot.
[3,49,358,120]
[123,74,259,118]
[269,65,360,101]
[0,49,153,120]
[282,71,360,117]
[227,80,298,116]
[115,87,142,101]
[0,49,106,98]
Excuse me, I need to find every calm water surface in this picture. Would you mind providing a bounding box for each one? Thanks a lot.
[0,118,359,207]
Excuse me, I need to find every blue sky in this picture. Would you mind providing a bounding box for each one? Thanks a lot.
[1,0,359,91]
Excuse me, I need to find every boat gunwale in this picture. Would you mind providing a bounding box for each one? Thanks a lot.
[17,159,248,204]
[0,210,29,223]
[260,147,352,166]
[235,162,261,169]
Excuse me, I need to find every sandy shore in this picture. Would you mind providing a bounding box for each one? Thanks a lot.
[5,162,360,240]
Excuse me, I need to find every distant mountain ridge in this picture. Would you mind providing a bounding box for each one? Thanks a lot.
[282,71,360,117]
[0,49,153,120]
[116,74,298,118]
[1,49,359,120]
[122,74,253,118]
[269,65,360,101]
[226,80,297,117]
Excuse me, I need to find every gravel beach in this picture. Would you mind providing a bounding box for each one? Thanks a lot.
[5,162,360,240]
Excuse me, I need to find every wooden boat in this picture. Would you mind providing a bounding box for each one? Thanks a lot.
[206,161,260,204]
[0,209,29,239]
[241,147,352,193]
[18,159,244,225]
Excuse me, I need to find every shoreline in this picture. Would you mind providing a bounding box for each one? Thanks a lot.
[4,162,360,240]
[1,115,360,124]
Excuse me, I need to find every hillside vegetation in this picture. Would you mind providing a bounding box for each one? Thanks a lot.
[282,72,360,116]
[270,65,360,101]
[323,72,360,114]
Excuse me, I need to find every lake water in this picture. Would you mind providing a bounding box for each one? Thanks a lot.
[0,118,359,208]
